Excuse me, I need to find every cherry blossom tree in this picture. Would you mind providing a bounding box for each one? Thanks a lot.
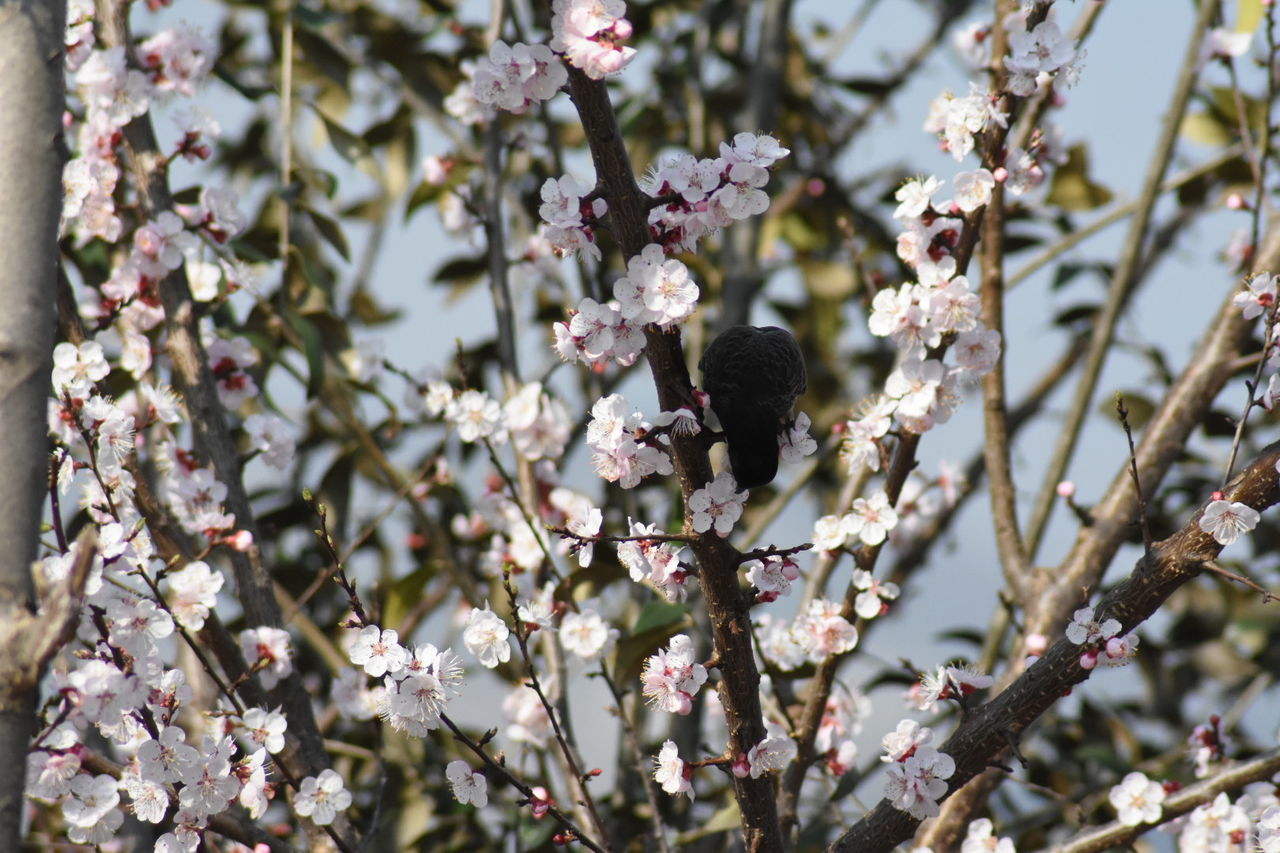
[11,0,1280,851]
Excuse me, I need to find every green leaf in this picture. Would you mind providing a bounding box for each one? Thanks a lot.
[1236,0,1263,34]
[285,310,326,399]
[384,565,433,630]
[632,600,690,634]
[1106,391,1154,431]
[431,255,489,299]
[350,288,403,326]
[675,802,740,843]
[314,109,380,179]
[292,29,352,86]
[1045,144,1114,211]
[406,180,443,220]
[305,207,351,261]
[800,258,857,300]
[294,7,341,30]
[612,603,691,686]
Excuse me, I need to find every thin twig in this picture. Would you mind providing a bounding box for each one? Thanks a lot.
[1114,395,1153,554]
[439,712,608,853]
[548,525,695,545]
[597,662,674,853]
[738,543,813,563]
[1199,560,1278,601]
[501,573,613,850]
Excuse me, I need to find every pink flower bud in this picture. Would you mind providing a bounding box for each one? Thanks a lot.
[732,753,750,778]
[1025,633,1048,655]
[226,530,255,552]
[992,166,1009,183]
[529,787,553,818]
[1079,650,1098,670]
[1056,481,1076,498]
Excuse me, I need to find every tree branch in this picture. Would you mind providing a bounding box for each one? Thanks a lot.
[828,440,1280,853]
[562,62,784,852]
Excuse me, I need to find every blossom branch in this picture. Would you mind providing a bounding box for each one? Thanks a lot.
[548,525,695,546]
[562,61,785,852]
[977,108,1032,599]
[77,748,300,853]
[304,492,371,627]
[1114,395,1153,554]
[94,0,344,818]
[973,1,1033,598]
[1030,747,1280,853]
[596,661,674,853]
[737,543,814,564]
[438,713,608,853]
[780,115,1016,834]
[1027,216,1280,639]
[500,572,612,849]
[828,439,1280,853]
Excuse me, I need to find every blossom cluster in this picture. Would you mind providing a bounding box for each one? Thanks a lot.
[880,719,955,819]
[642,133,791,254]
[1003,18,1084,96]
[582,394,675,488]
[1198,495,1260,547]
[815,687,870,777]
[549,0,637,80]
[414,379,572,463]
[961,818,1015,853]
[472,41,568,114]
[31,610,307,845]
[549,240,703,366]
[868,25,1081,474]
[460,0,636,123]
[653,740,693,798]
[1176,788,1280,853]
[738,722,798,779]
[812,489,901,551]
[688,471,747,538]
[755,599,859,669]
[909,664,993,713]
[618,519,693,601]
[539,174,608,262]
[744,555,801,602]
[641,634,708,715]
[1064,605,1138,670]
[1108,771,1165,827]
[347,625,465,737]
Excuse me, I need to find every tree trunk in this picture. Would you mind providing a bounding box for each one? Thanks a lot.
[0,1,66,846]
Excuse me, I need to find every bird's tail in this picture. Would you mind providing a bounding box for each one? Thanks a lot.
[724,423,780,490]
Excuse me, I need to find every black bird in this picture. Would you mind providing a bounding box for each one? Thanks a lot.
[698,325,806,490]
